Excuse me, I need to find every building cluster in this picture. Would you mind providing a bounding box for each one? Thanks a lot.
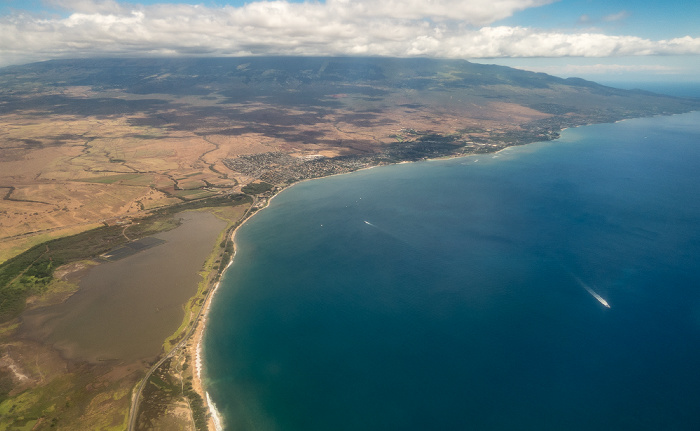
[222,119,601,186]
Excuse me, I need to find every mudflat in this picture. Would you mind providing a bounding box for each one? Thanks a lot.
[19,211,226,363]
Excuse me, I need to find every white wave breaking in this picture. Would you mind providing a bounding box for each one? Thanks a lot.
[206,391,224,431]
[196,341,202,381]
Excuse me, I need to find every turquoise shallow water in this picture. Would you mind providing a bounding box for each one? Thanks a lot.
[205,111,700,430]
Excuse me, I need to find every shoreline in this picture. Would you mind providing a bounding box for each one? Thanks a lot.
[186,145,512,430]
[189,207,253,431]
[190,280,225,431]
[186,163,385,430]
[184,110,700,431]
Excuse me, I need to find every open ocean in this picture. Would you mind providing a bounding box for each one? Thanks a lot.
[204,108,700,430]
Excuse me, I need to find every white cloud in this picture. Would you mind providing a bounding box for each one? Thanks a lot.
[46,0,126,14]
[524,63,680,76]
[1,0,699,67]
[602,10,630,22]
[324,0,556,25]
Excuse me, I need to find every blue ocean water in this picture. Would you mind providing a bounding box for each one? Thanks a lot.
[205,110,700,431]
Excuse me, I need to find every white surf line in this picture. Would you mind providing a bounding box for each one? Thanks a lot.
[195,333,203,382]
[198,279,225,431]
[206,392,224,431]
[574,276,611,308]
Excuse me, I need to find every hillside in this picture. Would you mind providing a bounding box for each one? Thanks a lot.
[1,56,699,430]
[1,57,699,261]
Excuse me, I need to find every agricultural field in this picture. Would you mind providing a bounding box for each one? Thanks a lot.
[1,57,698,430]
[2,57,698,262]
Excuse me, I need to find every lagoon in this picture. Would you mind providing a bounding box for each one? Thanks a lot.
[21,211,226,363]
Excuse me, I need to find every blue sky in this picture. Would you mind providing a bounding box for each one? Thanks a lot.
[1,0,698,82]
[497,0,700,39]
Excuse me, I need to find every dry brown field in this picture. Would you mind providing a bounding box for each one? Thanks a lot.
[2,57,698,431]
[0,84,553,263]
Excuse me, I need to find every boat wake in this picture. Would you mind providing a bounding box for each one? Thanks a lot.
[363,219,416,248]
[573,276,611,308]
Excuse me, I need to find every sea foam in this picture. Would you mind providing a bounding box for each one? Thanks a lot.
[206,392,224,431]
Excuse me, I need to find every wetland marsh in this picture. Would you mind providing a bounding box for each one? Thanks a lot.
[20,211,227,363]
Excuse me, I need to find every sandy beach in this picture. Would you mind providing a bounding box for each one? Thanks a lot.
[189,280,224,431]
[179,134,582,431]
[182,158,473,430]
[187,205,256,431]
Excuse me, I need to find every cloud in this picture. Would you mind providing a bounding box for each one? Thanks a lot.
[603,10,630,22]
[46,0,126,14]
[1,0,699,67]
[464,28,700,57]
[324,0,556,25]
[523,63,681,77]
[577,14,591,25]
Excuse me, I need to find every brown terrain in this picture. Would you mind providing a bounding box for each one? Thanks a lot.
[0,57,698,430]
[0,89,549,262]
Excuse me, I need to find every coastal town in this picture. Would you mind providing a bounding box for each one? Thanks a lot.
[1,57,699,431]
[222,124,564,187]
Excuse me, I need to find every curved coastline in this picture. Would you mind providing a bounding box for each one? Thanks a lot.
[189,110,700,431]
[191,145,534,431]
[191,165,385,431]
[191,144,517,430]
[192,279,226,431]
[191,241,236,431]
[192,199,265,431]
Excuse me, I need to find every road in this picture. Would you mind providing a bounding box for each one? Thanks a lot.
[126,196,259,431]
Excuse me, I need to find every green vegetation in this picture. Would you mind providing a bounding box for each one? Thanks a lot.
[184,377,209,431]
[0,194,252,431]
[172,189,218,200]
[0,367,133,431]
[161,202,248,353]
[0,194,251,323]
[0,223,159,321]
[0,369,13,405]
[177,172,203,179]
[136,356,209,431]
[241,181,273,195]
[4,56,699,430]
[219,241,234,272]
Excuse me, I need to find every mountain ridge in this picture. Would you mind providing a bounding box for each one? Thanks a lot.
[1,56,699,256]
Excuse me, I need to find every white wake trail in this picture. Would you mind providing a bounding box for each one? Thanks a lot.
[573,276,611,308]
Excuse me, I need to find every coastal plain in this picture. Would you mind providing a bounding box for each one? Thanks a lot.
[1,57,699,430]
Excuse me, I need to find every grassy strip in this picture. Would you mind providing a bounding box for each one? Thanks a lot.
[0,365,135,431]
[136,353,209,430]
[0,194,253,430]
[0,223,104,264]
[161,205,244,353]
[184,378,209,431]
[172,189,218,200]
[241,181,273,195]
[137,203,249,430]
